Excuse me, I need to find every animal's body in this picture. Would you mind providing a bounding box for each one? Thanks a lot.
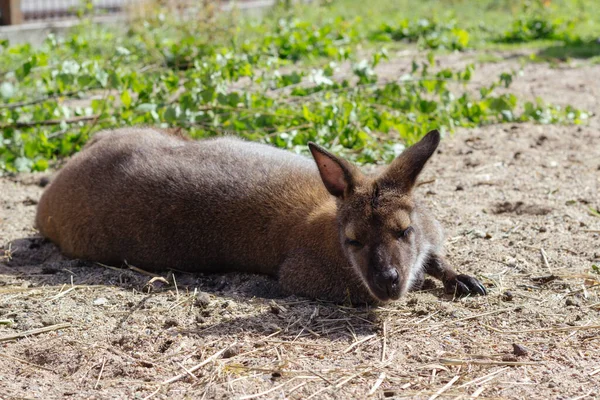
[36,128,486,303]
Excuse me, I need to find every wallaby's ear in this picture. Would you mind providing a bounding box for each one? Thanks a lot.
[308,142,357,198]
[378,130,441,192]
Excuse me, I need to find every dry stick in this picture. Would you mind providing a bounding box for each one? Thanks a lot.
[540,248,552,272]
[441,358,540,367]
[178,360,200,381]
[336,368,373,389]
[94,358,106,390]
[424,307,516,330]
[288,360,333,385]
[0,352,54,371]
[342,334,377,354]
[238,379,295,400]
[0,323,72,342]
[589,368,600,376]
[142,387,161,400]
[124,260,162,278]
[368,372,386,396]
[305,385,331,400]
[568,389,594,400]
[286,381,308,395]
[428,375,459,400]
[47,286,77,302]
[0,114,101,129]
[0,319,14,325]
[481,324,600,334]
[161,346,228,385]
[456,367,510,389]
[470,386,486,399]
[381,320,387,362]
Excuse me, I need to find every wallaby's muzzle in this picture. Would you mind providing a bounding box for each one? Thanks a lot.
[371,267,402,301]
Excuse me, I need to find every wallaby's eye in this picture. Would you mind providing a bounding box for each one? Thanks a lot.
[346,238,363,248]
[397,226,414,239]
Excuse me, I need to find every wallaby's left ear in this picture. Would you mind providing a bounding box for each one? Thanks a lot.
[308,142,358,198]
[378,130,441,192]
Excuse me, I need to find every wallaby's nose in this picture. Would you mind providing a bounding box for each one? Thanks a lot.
[376,268,400,297]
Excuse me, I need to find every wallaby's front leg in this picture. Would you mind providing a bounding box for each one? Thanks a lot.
[277,251,376,305]
[424,254,487,296]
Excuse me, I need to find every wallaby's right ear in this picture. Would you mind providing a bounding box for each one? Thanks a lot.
[378,130,441,192]
[308,142,357,198]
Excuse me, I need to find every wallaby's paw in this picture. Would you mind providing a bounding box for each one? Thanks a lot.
[444,274,487,297]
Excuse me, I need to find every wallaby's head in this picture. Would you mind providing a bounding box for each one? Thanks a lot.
[308,130,441,302]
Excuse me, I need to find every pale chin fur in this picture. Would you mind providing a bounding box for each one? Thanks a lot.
[405,243,433,294]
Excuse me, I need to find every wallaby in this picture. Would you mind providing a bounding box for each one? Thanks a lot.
[36,128,486,304]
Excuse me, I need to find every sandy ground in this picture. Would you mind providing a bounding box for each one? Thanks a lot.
[1,52,599,399]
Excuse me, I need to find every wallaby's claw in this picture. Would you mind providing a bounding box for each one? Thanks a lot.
[445,274,487,297]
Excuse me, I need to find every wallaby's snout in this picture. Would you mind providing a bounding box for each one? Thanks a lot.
[371,266,401,300]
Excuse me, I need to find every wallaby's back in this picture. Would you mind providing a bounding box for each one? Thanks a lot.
[36,128,331,273]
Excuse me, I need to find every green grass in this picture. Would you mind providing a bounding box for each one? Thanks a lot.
[0,0,596,173]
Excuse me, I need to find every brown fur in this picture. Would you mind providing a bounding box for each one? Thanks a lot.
[36,128,486,304]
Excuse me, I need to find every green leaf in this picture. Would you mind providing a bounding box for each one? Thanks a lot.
[121,90,132,108]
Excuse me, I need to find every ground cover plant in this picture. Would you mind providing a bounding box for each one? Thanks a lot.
[1,0,600,399]
[1,0,597,173]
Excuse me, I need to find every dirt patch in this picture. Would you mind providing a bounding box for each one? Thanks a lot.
[1,55,600,399]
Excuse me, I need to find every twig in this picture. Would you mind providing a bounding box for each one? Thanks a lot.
[381,320,387,362]
[540,248,552,272]
[471,386,486,398]
[0,319,14,325]
[568,389,594,400]
[0,114,101,129]
[0,352,54,371]
[239,378,295,400]
[342,334,377,354]
[161,346,229,385]
[429,375,459,400]
[456,367,510,388]
[0,323,72,342]
[0,89,96,110]
[481,324,600,334]
[424,307,516,330]
[441,358,541,366]
[124,260,162,278]
[335,368,373,388]
[368,372,386,395]
[94,358,106,389]
[47,286,77,302]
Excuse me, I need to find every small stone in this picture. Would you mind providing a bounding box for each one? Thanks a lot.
[93,297,108,306]
[548,382,556,388]
[565,298,579,307]
[455,185,464,191]
[39,177,51,187]
[472,230,486,239]
[194,292,211,308]
[383,390,396,398]
[502,291,514,302]
[163,319,178,328]
[222,344,241,359]
[512,343,528,356]
[539,226,547,233]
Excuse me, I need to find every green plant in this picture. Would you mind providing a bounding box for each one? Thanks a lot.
[0,4,590,174]
[370,18,470,50]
